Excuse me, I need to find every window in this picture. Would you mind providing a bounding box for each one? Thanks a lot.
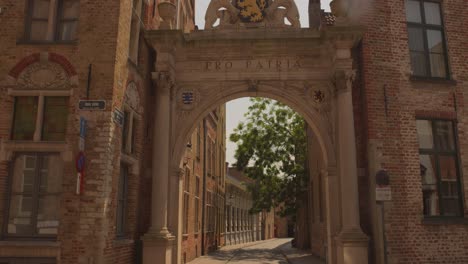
[183,169,190,234]
[5,153,62,238]
[116,164,129,237]
[416,119,463,217]
[129,0,142,63]
[26,0,80,42]
[11,96,69,141]
[121,110,136,154]
[405,0,448,78]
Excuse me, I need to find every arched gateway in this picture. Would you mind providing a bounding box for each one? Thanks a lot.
[142,4,368,264]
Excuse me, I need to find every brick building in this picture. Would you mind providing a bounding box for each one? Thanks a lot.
[181,107,227,263]
[0,0,467,264]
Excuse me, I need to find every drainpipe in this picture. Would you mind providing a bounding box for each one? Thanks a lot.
[176,0,182,29]
[201,118,207,255]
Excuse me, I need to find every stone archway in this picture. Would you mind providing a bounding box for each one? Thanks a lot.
[143,24,368,264]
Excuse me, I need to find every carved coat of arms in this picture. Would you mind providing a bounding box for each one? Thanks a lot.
[205,0,300,29]
[235,0,269,23]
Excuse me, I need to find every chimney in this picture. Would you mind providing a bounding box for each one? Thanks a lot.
[309,0,322,29]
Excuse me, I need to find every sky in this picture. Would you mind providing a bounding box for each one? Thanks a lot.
[194,1,332,165]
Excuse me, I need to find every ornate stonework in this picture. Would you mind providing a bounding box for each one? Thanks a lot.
[205,0,300,29]
[125,82,140,111]
[16,62,71,90]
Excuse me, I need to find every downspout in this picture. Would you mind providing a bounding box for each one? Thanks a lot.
[201,118,207,255]
[176,0,182,29]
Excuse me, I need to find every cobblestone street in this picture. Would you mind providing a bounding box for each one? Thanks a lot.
[187,238,324,264]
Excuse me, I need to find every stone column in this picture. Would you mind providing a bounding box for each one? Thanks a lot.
[334,69,369,264]
[142,72,175,264]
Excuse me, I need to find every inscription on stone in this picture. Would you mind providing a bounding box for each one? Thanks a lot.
[204,59,301,71]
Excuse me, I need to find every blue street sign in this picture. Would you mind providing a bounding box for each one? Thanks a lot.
[80,117,87,139]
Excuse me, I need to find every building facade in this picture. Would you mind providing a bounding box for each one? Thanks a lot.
[0,0,467,264]
[225,166,276,246]
[181,106,226,264]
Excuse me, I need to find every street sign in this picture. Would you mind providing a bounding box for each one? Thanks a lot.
[76,152,85,173]
[79,100,106,110]
[113,109,124,126]
[79,138,85,151]
[376,187,392,201]
[75,152,86,195]
[80,117,87,138]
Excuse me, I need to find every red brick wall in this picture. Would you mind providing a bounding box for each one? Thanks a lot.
[357,0,468,262]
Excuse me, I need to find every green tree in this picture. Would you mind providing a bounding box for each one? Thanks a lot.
[229,98,308,218]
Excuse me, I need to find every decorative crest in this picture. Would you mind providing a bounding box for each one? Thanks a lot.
[205,0,300,29]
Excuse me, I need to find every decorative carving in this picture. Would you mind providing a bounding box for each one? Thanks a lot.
[176,88,200,111]
[205,0,300,29]
[330,0,349,24]
[314,90,325,103]
[16,62,71,90]
[158,2,177,30]
[333,70,355,93]
[205,0,240,30]
[247,79,259,92]
[153,71,173,96]
[125,82,140,110]
[265,0,300,28]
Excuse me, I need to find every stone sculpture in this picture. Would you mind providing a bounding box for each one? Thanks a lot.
[205,0,301,29]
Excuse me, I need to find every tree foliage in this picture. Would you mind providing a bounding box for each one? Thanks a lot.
[230,98,308,218]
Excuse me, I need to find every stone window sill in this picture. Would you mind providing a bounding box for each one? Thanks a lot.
[0,140,71,162]
[422,217,468,225]
[113,238,134,246]
[410,75,457,86]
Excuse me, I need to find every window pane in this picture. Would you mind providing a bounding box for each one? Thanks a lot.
[416,120,434,149]
[429,53,447,78]
[408,27,425,51]
[434,121,455,151]
[42,97,68,141]
[405,0,422,23]
[424,2,441,25]
[8,194,34,235]
[61,0,80,19]
[410,52,427,76]
[30,20,49,41]
[10,154,37,194]
[420,154,439,216]
[37,195,60,235]
[12,97,38,140]
[440,198,460,216]
[439,155,457,183]
[32,0,50,19]
[58,21,78,41]
[427,30,443,53]
[40,154,63,193]
[122,111,130,152]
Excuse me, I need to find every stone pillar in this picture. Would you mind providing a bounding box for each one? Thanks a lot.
[142,72,175,264]
[334,69,369,264]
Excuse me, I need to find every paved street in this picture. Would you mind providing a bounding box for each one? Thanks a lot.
[187,238,324,264]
